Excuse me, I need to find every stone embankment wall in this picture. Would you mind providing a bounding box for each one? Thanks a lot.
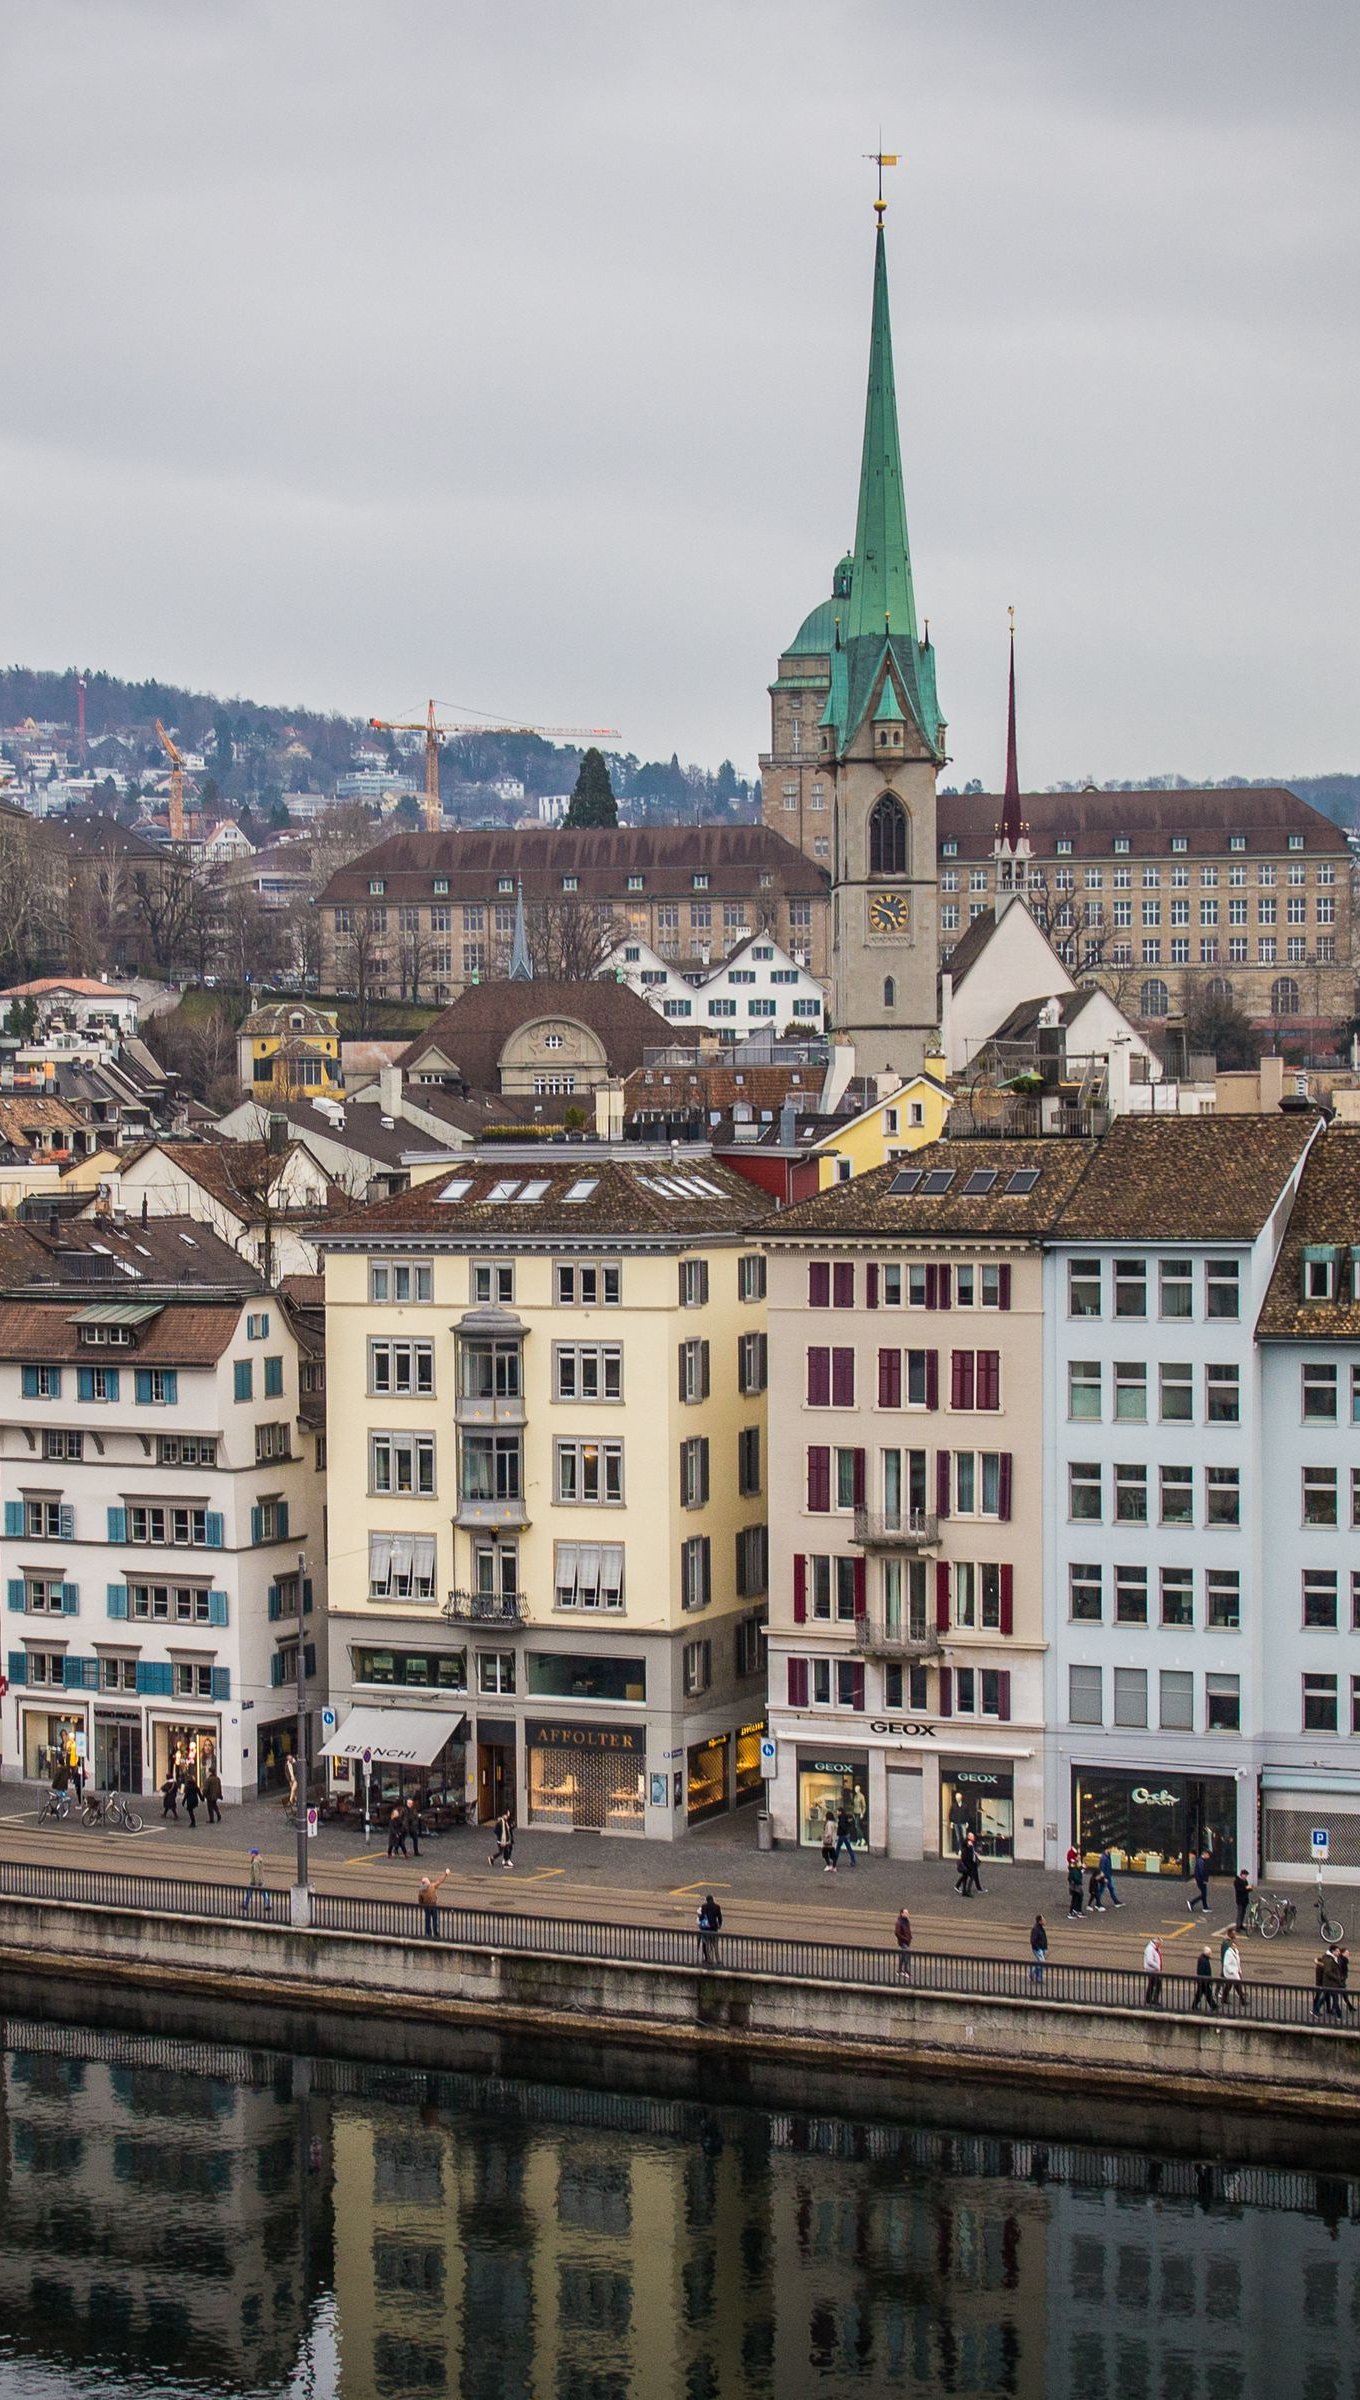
[2,1897,1356,2122]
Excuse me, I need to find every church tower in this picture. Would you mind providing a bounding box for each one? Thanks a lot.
[993,617,1031,915]
[759,191,945,1075]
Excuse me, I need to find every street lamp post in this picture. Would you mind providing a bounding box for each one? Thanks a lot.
[292,1548,310,1925]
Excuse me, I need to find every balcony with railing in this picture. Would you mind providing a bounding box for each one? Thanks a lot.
[853,1616,942,1661]
[444,1589,527,1627]
[851,1510,940,1551]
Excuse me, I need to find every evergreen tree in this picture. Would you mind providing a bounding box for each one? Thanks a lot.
[565,747,618,829]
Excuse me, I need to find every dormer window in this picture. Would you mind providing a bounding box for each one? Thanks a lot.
[627,874,644,891]
[1056,838,1073,856]
[434,877,450,894]
[692,873,709,890]
[1288,834,1305,851]
[1229,836,1246,852]
[1171,836,1187,853]
[1303,1245,1342,1302]
[498,877,514,894]
[1113,838,1130,855]
[369,879,385,896]
[562,876,578,892]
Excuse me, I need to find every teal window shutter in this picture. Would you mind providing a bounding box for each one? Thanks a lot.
[7,1651,27,1685]
[105,1370,120,1402]
[4,1501,23,1538]
[303,1578,313,1613]
[7,1580,26,1613]
[164,1371,178,1405]
[207,1590,228,1627]
[77,1367,95,1402]
[234,1360,253,1403]
[205,1512,224,1549]
[106,1584,129,1620]
[277,1502,289,1540]
[210,1667,231,1701]
[136,1662,172,1697]
[251,1507,263,1546]
[65,1656,95,1690]
[134,1369,152,1404]
[267,1583,281,1621]
[270,1653,284,1687]
[60,1583,79,1615]
[264,1356,283,1398]
[58,1505,74,1541]
[303,1642,316,1680]
[107,1507,127,1544]
[20,1365,38,1398]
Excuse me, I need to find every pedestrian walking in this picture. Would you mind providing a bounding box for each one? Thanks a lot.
[386,1807,408,1859]
[1313,1948,1344,2022]
[833,1807,859,1870]
[696,1892,723,1967]
[1219,1935,1247,2013]
[1143,1936,1164,2008]
[69,1754,86,1802]
[1097,1847,1122,1908]
[418,1868,450,1938]
[1232,1867,1250,1931]
[1336,1945,1356,2017]
[241,1850,266,1918]
[182,1770,201,1830]
[204,1767,222,1826]
[1029,1914,1048,1987]
[1067,1859,1084,1919]
[488,1809,515,1869]
[1192,1945,1218,2011]
[405,1796,423,1857]
[1087,1864,1105,1915]
[821,1814,837,1874]
[961,1834,983,1896]
[1187,1848,1212,1914]
[894,1906,913,1980]
[160,1773,179,1822]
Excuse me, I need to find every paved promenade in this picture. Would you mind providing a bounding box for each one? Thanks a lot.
[0,1781,1340,1991]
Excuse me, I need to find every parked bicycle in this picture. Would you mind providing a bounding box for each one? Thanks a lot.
[1314,1877,1344,1946]
[81,1791,144,1834]
[37,1788,75,1825]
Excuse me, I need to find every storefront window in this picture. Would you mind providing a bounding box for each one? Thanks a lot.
[526,1653,645,1704]
[1072,1768,1236,1875]
[353,1648,467,1691]
[686,1734,730,1824]
[797,1754,869,1849]
[23,1710,86,1782]
[94,1712,142,1795]
[734,1720,766,1806]
[154,1722,219,1790]
[940,1764,1014,1861]
[526,1719,645,1833]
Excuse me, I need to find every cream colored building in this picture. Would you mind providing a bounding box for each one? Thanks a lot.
[762,1140,1093,1865]
[319,1150,773,1838]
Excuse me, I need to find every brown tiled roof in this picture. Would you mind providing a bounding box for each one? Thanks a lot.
[0,1095,85,1146]
[938,786,1347,862]
[771,1138,1094,1238]
[1055,1113,1316,1242]
[260,1097,454,1168]
[623,1063,823,1116]
[0,1214,267,1292]
[0,1297,241,1366]
[1258,1127,1360,1338]
[398,980,694,1091]
[122,1139,327,1216]
[317,824,829,906]
[239,1002,338,1039]
[321,1155,775,1247]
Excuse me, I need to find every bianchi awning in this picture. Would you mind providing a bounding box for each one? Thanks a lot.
[329,1706,468,1767]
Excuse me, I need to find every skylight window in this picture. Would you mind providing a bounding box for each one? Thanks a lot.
[887,1168,922,1197]
[564,1178,598,1202]
[518,1179,551,1202]
[439,1177,473,1201]
[486,1180,522,1203]
[1005,1168,1041,1195]
[920,1169,955,1196]
[962,1170,999,1196]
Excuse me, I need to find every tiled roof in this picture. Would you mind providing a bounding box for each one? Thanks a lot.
[398,980,694,1091]
[0,1095,86,1147]
[239,1003,338,1040]
[321,1155,775,1247]
[1054,1113,1317,1242]
[623,1063,823,1116]
[1258,1127,1360,1338]
[0,1297,241,1367]
[270,1097,460,1167]
[0,977,137,1000]
[771,1139,1093,1238]
[0,1214,267,1292]
[317,824,829,906]
[938,786,1347,862]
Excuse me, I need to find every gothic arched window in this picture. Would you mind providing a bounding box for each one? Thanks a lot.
[1205,976,1232,1004]
[1139,978,1170,1019]
[1271,976,1300,1018]
[883,977,896,1009]
[869,793,908,877]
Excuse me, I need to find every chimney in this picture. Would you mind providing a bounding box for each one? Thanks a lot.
[267,1112,288,1156]
[379,1061,403,1117]
[593,1079,624,1142]
[778,1100,798,1146]
[1106,1035,1132,1119]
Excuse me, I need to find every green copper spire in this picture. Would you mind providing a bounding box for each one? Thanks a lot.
[847,224,918,646]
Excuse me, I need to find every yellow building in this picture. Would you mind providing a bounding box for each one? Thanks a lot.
[814,1058,950,1189]
[236,1002,342,1100]
[319,1150,773,1839]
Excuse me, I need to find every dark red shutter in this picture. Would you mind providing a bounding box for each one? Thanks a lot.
[996,1669,1011,1722]
[788,1657,808,1707]
[999,1562,1014,1636]
[832,1348,855,1408]
[935,1450,951,1517]
[924,1264,939,1311]
[807,1446,830,1512]
[793,1555,807,1623]
[925,1349,939,1410]
[809,1261,830,1309]
[852,1448,866,1507]
[998,1263,1012,1311]
[833,1262,854,1309]
[935,1560,950,1632]
[979,1351,1000,1410]
[866,1264,879,1310]
[807,1347,830,1407]
[878,1348,901,1408]
[938,1666,953,1717]
[852,1556,867,1618]
[850,1663,866,1711]
[998,1452,1013,1521]
[938,1265,953,1310]
[951,1350,975,1410]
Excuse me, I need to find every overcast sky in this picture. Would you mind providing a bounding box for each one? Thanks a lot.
[1,1,1356,789]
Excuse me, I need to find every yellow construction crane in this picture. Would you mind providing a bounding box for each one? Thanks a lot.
[153,719,194,843]
[369,699,621,833]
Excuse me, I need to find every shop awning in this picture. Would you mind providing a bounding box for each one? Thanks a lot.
[329,1706,468,1767]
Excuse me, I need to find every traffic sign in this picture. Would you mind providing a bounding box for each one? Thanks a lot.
[321,1708,337,1737]
[306,1806,319,1841]
[1312,1827,1330,1861]
[759,1738,777,1779]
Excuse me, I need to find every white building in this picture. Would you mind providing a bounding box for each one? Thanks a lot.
[1043,1112,1318,1883]
[0,1217,322,1803]
[610,930,825,1036]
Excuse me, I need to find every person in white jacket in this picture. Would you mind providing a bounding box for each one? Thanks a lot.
[1143,1936,1164,2008]
[1219,1935,1247,2013]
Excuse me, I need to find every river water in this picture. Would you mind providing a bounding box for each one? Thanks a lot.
[0,2009,1356,2400]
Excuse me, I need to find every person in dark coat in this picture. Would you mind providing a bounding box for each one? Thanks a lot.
[181,1770,201,1830]
[1232,1867,1251,1930]
[1067,1860,1084,1918]
[833,1808,858,1871]
[1192,1946,1218,2011]
[161,1773,179,1821]
[1188,1849,1212,1913]
[894,1906,913,1980]
[386,1807,408,1858]
[404,1796,423,1857]
[1029,1915,1048,1986]
[696,1893,723,1966]
[203,1767,223,1826]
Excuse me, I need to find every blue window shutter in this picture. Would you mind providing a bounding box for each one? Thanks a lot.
[108,1370,119,1400]
[251,1507,263,1546]
[267,1582,280,1621]
[207,1590,228,1627]
[134,1369,152,1404]
[20,1365,38,1398]
[136,1662,172,1697]
[58,1505,74,1542]
[210,1667,231,1702]
[106,1584,129,1620]
[7,1650,27,1685]
[234,1360,252,1403]
[60,1583,79,1616]
[205,1512,224,1550]
[270,1653,284,1688]
[4,1501,24,1538]
[264,1356,283,1398]
[165,1371,178,1405]
[277,1502,289,1541]
[303,1643,316,1680]
[107,1507,127,1544]
[66,1656,96,1690]
[7,1580,26,1613]
[77,1367,95,1403]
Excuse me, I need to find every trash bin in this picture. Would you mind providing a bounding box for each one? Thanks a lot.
[757,1812,774,1853]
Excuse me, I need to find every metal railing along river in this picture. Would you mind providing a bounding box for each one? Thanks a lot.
[0,1858,1355,2035]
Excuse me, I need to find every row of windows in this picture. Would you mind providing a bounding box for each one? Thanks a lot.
[1068,1462,1240,1525]
[6,1650,228,1699]
[1069,1358,1238,1422]
[805,1444,1013,1519]
[794,1552,1013,1635]
[786,1656,1011,1721]
[1069,1563,1240,1625]
[1069,1664,1238,1731]
[415,1256,768,1310]
[943,852,1334,883]
[808,1261,1011,1311]
[21,1365,190,1405]
[1068,1256,1239,1319]
[942,835,1327,867]
[807,1346,1002,1411]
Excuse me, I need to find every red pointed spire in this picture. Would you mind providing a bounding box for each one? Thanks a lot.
[999,613,1023,851]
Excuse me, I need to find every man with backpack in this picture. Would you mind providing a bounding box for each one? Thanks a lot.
[696,1892,723,1966]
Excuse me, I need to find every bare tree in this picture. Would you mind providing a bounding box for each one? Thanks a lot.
[396,916,434,1002]
[214,886,281,996]
[282,893,324,993]
[337,912,385,1032]
[525,899,626,981]
[129,852,202,974]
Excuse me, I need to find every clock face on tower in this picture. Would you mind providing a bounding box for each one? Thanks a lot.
[867,890,910,935]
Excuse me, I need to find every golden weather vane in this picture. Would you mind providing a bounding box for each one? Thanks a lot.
[863,145,899,222]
